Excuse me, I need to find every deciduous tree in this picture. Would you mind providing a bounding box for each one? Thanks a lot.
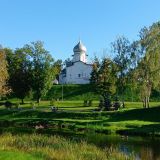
[136,22,160,108]
[5,48,32,104]
[0,47,10,97]
[112,36,131,107]
[23,41,55,103]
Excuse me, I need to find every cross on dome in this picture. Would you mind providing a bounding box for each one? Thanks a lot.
[73,40,87,53]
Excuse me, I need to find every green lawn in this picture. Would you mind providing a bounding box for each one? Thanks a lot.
[2,99,160,111]
[0,151,43,160]
[0,100,159,159]
[0,100,160,136]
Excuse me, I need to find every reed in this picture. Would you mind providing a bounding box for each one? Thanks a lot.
[0,133,135,160]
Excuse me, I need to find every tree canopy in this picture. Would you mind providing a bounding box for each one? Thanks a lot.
[90,21,160,108]
[23,41,55,103]
[0,47,10,97]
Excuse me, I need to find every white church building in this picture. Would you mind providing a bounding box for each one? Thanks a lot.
[59,40,93,84]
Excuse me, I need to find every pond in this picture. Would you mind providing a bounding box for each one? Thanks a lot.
[85,133,160,160]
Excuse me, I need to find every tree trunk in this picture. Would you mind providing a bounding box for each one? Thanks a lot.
[104,95,111,111]
[147,96,150,108]
[131,87,134,102]
[21,99,24,104]
[142,99,145,108]
[121,86,125,108]
[37,98,41,106]
[144,97,147,108]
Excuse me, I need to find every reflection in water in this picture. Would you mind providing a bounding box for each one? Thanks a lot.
[85,134,160,160]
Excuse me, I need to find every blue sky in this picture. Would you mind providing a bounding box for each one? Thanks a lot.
[0,0,160,61]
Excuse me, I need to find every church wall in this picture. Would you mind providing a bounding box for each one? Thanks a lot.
[66,61,92,84]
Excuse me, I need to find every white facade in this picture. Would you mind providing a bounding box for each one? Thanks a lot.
[59,40,92,84]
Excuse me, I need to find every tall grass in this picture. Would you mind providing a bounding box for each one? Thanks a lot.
[0,133,134,160]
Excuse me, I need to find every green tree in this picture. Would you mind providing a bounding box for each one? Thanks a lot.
[23,41,55,103]
[96,58,117,110]
[5,48,32,104]
[126,41,142,102]
[112,36,131,107]
[136,22,160,108]
[53,59,62,80]
[90,56,100,84]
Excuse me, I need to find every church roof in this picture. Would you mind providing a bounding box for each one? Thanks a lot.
[73,40,87,53]
[66,60,92,68]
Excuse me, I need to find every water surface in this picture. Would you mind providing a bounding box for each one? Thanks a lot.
[85,134,160,160]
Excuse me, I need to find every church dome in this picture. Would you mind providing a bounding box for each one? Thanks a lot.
[73,40,87,53]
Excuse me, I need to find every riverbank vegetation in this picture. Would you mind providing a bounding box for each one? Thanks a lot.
[0,133,135,160]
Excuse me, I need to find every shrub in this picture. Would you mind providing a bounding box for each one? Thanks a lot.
[83,100,88,106]
[30,102,36,109]
[50,99,56,106]
[113,96,121,110]
[88,100,93,106]
[15,103,20,109]
[4,101,13,109]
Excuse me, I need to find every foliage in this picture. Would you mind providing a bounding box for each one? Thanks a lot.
[135,22,160,108]
[4,101,13,109]
[92,58,117,110]
[90,56,100,85]
[5,48,32,104]
[89,21,160,108]
[112,36,131,106]
[23,41,55,103]
[52,59,62,80]
[50,99,56,106]
[0,47,10,97]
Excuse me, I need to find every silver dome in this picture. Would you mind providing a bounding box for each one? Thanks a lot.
[73,40,87,52]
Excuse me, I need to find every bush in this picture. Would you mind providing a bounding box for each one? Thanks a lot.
[83,100,93,107]
[88,100,93,106]
[50,99,56,106]
[83,100,88,106]
[15,103,20,109]
[30,102,36,109]
[98,98,104,110]
[4,101,13,109]
[113,96,121,110]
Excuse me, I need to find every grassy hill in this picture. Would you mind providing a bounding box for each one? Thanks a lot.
[45,84,99,100]
[44,84,160,102]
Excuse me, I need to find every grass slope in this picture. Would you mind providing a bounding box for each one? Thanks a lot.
[45,84,99,100]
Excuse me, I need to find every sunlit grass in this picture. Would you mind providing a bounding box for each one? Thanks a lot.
[0,133,135,160]
[0,100,160,136]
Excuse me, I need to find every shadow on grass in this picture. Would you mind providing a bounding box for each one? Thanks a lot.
[117,123,160,136]
[107,106,160,122]
[1,106,160,123]
[3,110,100,120]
